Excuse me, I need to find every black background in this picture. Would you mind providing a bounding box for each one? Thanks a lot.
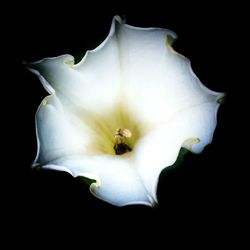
[4,2,244,245]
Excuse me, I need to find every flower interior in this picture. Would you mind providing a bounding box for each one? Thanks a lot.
[77,102,146,156]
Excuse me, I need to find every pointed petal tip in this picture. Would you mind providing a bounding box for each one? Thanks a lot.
[24,54,75,69]
[183,137,201,152]
[217,92,226,104]
[22,60,35,73]
[112,15,124,24]
[31,162,41,170]
[166,32,178,45]
[165,32,178,53]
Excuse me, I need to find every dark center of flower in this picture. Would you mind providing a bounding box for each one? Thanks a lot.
[114,128,132,155]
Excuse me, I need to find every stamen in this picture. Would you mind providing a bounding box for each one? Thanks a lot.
[114,128,132,155]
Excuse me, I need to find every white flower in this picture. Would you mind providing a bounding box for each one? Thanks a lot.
[28,16,224,207]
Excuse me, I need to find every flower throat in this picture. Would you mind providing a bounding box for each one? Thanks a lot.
[114,128,132,155]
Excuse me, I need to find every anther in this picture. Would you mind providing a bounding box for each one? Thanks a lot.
[114,128,132,155]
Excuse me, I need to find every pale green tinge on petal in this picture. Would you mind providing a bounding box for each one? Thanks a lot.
[29,15,224,206]
[182,138,201,152]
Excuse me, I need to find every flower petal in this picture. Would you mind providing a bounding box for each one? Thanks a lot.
[28,16,220,126]
[33,95,90,165]
[27,17,123,114]
[43,155,153,207]
[111,19,222,126]
[133,101,223,202]
[34,95,153,206]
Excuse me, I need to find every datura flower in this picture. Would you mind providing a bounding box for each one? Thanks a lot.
[28,16,224,207]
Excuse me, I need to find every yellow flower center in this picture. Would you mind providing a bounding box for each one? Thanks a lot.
[77,103,148,156]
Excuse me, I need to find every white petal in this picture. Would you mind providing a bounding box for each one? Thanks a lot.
[112,20,222,126]
[34,94,153,206]
[33,95,90,165]
[28,16,221,126]
[132,101,223,202]
[34,95,153,206]
[27,17,123,114]
[43,155,152,207]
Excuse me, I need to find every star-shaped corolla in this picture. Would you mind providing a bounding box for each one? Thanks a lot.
[28,16,224,207]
